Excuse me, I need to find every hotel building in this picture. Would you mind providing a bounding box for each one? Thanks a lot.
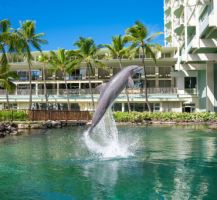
[0,0,216,113]
[164,0,217,112]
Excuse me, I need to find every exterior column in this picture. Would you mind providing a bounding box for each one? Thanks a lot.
[122,102,125,112]
[184,0,188,60]
[95,68,98,79]
[155,66,159,88]
[206,62,215,112]
[57,83,59,95]
[15,84,18,95]
[159,102,163,112]
[35,83,38,95]
[79,82,81,95]
[214,0,217,26]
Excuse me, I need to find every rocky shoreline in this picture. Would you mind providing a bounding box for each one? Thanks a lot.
[0,120,87,138]
[1,120,217,138]
[0,122,20,138]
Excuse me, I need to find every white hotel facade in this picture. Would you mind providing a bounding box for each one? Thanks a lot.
[164,0,217,112]
[0,0,216,112]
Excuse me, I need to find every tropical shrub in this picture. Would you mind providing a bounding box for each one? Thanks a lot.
[0,110,28,121]
[113,112,217,123]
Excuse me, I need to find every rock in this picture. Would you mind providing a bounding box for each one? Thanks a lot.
[30,123,43,129]
[0,132,6,138]
[10,131,18,135]
[51,121,62,128]
[17,124,30,129]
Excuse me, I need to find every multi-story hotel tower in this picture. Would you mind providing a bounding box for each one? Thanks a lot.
[164,0,217,112]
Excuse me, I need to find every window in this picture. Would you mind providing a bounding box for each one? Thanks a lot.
[146,67,155,76]
[32,70,41,80]
[17,71,28,81]
[162,53,171,58]
[112,103,122,111]
[147,80,156,88]
[159,80,171,88]
[185,77,197,89]
[154,103,160,112]
[183,103,195,113]
[159,67,171,78]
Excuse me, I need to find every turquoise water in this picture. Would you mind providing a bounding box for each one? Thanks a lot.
[0,126,217,200]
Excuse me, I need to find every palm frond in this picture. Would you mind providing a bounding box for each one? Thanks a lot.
[146,32,163,42]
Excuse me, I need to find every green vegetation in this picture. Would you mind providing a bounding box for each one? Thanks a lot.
[104,35,131,112]
[0,19,47,110]
[49,49,76,111]
[73,37,105,110]
[18,20,47,110]
[0,110,28,121]
[126,21,162,112]
[113,112,217,123]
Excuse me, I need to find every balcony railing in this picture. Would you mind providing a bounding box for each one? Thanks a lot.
[0,88,179,96]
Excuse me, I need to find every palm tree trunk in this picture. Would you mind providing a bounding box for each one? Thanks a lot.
[87,64,95,110]
[142,46,151,112]
[6,91,10,110]
[118,58,131,112]
[28,61,33,110]
[42,64,48,110]
[63,70,70,111]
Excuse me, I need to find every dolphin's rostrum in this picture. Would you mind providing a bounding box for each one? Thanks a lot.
[88,65,143,134]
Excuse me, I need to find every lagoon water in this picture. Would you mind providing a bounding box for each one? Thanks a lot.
[0,126,217,200]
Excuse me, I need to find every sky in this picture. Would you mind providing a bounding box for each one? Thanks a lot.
[0,0,164,50]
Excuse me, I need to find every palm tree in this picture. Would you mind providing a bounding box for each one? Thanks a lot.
[126,21,162,112]
[49,49,75,111]
[73,37,104,110]
[104,35,131,112]
[0,65,18,110]
[38,54,49,110]
[0,19,11,67]
[18,20,47,110]
[0,19,20,110]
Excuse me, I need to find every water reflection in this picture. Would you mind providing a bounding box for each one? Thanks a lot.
[83,160,119,199]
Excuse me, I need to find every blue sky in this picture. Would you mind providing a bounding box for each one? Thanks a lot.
[0,0,164,50]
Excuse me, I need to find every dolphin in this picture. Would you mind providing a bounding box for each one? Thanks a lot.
[88,65,143,134]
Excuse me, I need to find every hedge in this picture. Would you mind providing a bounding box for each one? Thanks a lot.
[113,112,217,123]
[0,110,28,121]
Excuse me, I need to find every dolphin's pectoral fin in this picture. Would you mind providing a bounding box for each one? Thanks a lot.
[96,83,108,94]
[127,77,134,88]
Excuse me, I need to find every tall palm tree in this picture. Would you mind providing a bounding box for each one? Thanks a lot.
[104,35,131,112]
[18,20,47,110]
[49,48,75,111]
[73,37,104,110]
[0,19,11,67]
[0,65,18,110]
[38,54,49,110]
[0,19,20,110]
[126,21,162,112]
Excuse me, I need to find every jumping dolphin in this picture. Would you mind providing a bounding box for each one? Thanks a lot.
[88,65,143,134]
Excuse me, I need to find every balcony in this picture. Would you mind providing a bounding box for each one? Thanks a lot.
[164,7,171,16]
[186,37,197,53]
[199,4,215,37]
[174,3,184,18]
[165,21,172,29]
[174,23,184,35]
[0,88,178,97]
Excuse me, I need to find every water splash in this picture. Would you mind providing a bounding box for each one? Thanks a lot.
[84,108,135,159]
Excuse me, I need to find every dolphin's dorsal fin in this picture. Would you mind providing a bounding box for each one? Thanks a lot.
[96,83,108,93]
[127,77,134,88]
